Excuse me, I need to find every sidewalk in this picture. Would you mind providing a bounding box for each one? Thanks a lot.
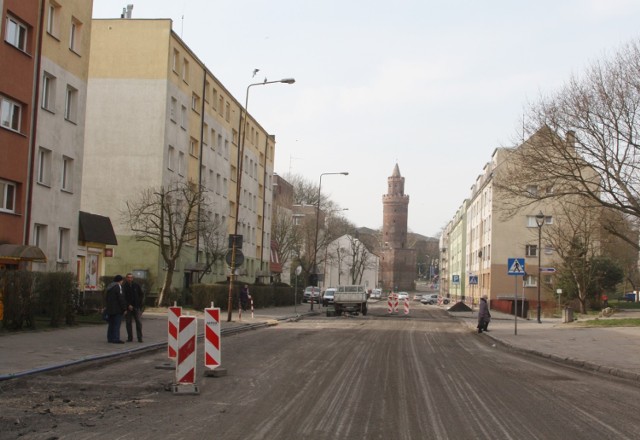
[0,305,309,380]
[450,308,640,383]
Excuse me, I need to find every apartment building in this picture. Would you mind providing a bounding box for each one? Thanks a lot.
[82,17,275,292]
[440,127,569,313]
[0,0,40,261]
[1,0,98,274]
[31,0,94,275]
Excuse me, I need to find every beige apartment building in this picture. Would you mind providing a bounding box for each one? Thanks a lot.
[441,128,570,314]
[82,17,275,292]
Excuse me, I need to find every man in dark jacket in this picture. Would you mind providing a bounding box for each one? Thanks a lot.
[105,275,127,343]
[123,273,144,342]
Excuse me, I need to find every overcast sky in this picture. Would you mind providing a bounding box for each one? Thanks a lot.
[93,0,640,237]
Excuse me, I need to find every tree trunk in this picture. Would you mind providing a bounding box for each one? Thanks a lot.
[157,262,175,306]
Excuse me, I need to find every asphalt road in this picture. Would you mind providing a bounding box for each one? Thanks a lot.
[1,302,639,439]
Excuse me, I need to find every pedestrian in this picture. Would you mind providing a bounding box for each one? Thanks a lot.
[477,294,491,334]
[105,275,127,343]
[602,293,609,308]
[123,273,144,342]
[240,284,250,311]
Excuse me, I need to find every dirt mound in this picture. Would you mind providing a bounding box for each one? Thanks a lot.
[448,301,472,312]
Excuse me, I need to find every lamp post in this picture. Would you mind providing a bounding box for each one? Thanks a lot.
[322,208,348,293]
[310,172,348,310]
[535,211,545,323]
[227,77,295,322]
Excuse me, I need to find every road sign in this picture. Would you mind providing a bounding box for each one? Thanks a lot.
[507,258,525,276]
[225,249,244,267]
[452,274,460,284]
[540,267,556,273]
[469,275,478,285]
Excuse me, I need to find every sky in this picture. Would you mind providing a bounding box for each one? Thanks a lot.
[92,0,640,238]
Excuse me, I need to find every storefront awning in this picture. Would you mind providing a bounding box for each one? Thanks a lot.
[0,244,47,262]
[78,211,118,245]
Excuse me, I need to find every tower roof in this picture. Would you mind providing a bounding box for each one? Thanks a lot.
[392,163,401,177]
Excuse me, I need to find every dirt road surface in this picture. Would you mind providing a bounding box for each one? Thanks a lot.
[1,301,639,439]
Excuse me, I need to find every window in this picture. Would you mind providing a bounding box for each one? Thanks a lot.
[211,128,216,150]
[525,244,538,257]
[64,85,78,122]
[5,15,28,51]
[526,185,538,196]
[0,179,16,213]
[204,81,210,102]
[191,93,200,112]
[61,156,73,191]
[171,48,179,72]
[180,105,187,129]
[216,173,221,194]
[34,224,47,248]
[218,95,224,115]
[189,138,198,158]
[47,2,60,36]
[170,97,177,122]
[178,152,185,176]
[69,17,82,53]
[209,170,214,190]
[37,147,52,185]
[1,96,22,132]
[168,145,175,170]
[225,101,230,122]
[182,58,189,83]
[42,73,56,111]
[524,274,537,287]
[57,227,70,262]
[212,88,218,110]
[202,123,208,146]
[217,134,223,153]
[527,215,553,228]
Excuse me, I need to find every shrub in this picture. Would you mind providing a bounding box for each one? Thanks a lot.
[0,270,37,330]
[36,272,76,327]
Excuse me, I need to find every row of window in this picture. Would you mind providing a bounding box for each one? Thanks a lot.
[5,5,83,55]
[42,73,79,122]
[33,223,70,263]
[37,147,74,192]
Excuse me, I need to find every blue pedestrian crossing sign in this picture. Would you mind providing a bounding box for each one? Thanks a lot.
[507,258,525,276]
[469,275,478,285]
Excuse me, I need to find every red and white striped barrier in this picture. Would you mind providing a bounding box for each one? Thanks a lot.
[404,298,410,315]
[387,293,396,314]
[250,297,254,319]
[167,306,182,359]
[204,307,221,371]
[437,296,443,306]
[175,315,197,385]
[394,296,399,313]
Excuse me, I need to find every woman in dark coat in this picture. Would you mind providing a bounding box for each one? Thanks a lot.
[477,295,491,334]
[105,275,127,343]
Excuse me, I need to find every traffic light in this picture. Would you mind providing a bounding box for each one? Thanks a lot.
[309,273,318,287]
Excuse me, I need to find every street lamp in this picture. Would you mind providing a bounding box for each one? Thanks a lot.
[227,77,295,322]
[322,208,349,292]
[535,210,545,323]
[310,172,348,310]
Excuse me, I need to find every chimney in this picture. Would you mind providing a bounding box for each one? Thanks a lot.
[122,4,134,19]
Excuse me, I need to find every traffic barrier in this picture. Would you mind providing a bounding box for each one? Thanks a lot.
[387,293,396,314]
[167,305,182,360]
[394,296,399,313]
[437,296,443,306]
[173,315,199,394]
[204,307,221,371]
[250,298,254,319]
[404,298,410,315]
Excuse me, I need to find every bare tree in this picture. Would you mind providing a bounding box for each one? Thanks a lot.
[271,205,303,278]
[197,211,226,283]
[124,181,208,306]
[545,204,602,314]
[346,235,374,285]
[498,39,640,250]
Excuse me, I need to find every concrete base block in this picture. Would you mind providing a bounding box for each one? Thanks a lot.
[171,383,200,395]
[204,367,228,377]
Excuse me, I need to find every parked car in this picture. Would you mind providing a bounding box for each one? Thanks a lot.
[421,294,439,305]
[621,292,637,302]
[370,288,382,299]
[303,286,321,303]
[396,292,409,301]
[322,288,336,307]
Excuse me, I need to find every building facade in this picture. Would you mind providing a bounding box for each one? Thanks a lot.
[380,164,416,291]
[324,234,379,290]
[82,17,275,292]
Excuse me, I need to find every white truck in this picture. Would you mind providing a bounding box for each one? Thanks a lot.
[331,285,368,316]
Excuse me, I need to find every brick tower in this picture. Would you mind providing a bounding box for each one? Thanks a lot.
[381,164,416,292]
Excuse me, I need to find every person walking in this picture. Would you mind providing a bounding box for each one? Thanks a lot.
[477,294,491,334]
[240,284,250,311]
[123,273,144,342]
[105,275,127,343]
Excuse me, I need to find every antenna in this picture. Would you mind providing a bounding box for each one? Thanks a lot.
[181,15,184,38]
